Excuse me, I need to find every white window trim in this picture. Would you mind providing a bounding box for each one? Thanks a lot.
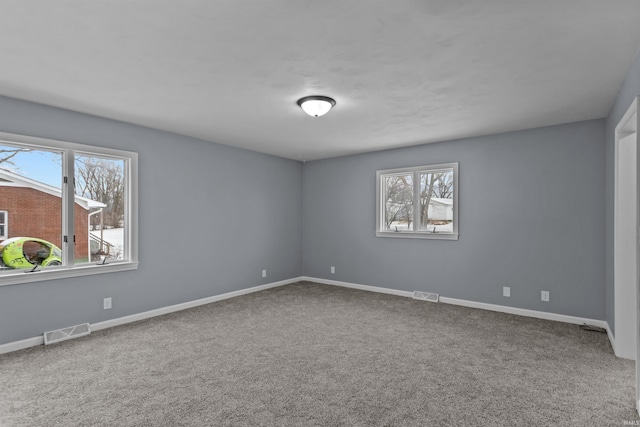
[0,210,7,240]
[376,162,459,240]
[0,132,138,286]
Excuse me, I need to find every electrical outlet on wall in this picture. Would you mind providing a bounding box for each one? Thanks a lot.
[503,287,511,297]
[541,291,550,302]
[103,297,112,310]
[262,269,266,278]
[331,266,335,274]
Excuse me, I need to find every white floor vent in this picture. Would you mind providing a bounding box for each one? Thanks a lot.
[413,291,439,303]
[44,323,91,345]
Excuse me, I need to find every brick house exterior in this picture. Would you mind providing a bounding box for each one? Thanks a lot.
[0,170,105,261]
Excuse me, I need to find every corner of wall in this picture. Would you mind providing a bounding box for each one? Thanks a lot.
[604,48,640,337]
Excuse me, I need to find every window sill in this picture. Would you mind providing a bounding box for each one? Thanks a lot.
[0,262,139,287]
[375,231,459,240]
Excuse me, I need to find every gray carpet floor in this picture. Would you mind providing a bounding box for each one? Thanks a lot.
[0,281,638,426]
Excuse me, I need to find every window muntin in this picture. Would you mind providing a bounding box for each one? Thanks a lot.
[377,163,458,240]
[0,132,138,285]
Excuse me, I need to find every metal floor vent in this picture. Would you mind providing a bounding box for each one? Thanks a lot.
[44,323,91,345]
[413,291,440,303]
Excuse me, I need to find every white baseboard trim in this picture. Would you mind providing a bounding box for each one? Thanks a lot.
[91,277,300,332]
[0,277,301,355]
[0,336,45,354]
[302,276,610,330]
[301,276,414,298]
[1,276,615,355]
[440,296,609,328]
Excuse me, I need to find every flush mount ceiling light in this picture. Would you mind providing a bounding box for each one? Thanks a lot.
[297,95,336,117]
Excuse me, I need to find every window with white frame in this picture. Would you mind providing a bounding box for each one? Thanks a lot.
[0,132,138,285]
[0,211,7,240]
[376,163,458,239]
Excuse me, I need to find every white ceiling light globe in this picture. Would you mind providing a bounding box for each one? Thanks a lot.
[297,96,336,117]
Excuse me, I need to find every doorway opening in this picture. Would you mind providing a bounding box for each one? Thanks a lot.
[613,96,638,413]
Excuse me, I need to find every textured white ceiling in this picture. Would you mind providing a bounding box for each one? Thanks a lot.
[1,1,639,160]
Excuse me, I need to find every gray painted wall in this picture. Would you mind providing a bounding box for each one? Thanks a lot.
[303,120,606,319]
[0,96,303,345]
[1,70,624,345]
[605,49,640,335]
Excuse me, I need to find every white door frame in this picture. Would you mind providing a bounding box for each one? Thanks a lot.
[614,96,639,413]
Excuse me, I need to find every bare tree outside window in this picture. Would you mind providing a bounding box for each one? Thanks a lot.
[377,163,458,239]
[383,174,413,230]
[75,155,126,262]
[0,147,31,166]
[75,156,124,229]
[0,132,137,283]
[419,170,453,231]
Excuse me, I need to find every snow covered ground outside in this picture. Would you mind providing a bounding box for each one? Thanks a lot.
[386,221,453,233]
[90,228,124,260]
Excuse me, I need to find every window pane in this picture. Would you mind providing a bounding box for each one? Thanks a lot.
[0,145,63,271]
[419,169,454,233]
[382,174,413,231]
[75,154,126,263]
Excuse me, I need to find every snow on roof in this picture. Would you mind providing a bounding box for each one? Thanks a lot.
[430,198,453,205]
[0,168,107,209]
